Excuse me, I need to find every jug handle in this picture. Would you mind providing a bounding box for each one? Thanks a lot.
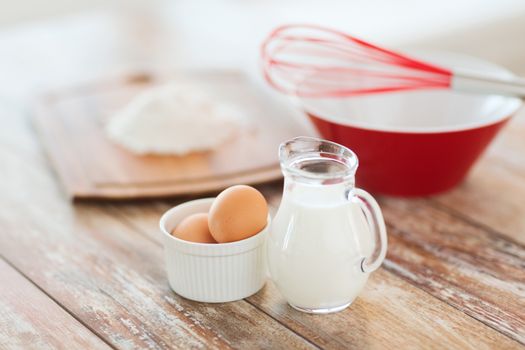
[352,188,388,273]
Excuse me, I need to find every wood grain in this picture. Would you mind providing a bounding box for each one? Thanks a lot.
[33,71,311,200]
[380,197,525,344]
[0,144,316,349]
[0,92,314,349]
[0,259,111,350]
[110,174,525,343]
[248,271,522,350]
[111,200,522,349]
[111,189,525,346]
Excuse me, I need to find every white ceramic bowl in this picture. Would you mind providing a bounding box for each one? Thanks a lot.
[159,198,269,303]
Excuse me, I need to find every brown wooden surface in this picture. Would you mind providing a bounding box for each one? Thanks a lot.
[1,9,524,350]
[33,71,310,200]
[0,259,111,350]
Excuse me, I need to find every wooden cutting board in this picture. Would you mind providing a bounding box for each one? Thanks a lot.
[33,70,313,200]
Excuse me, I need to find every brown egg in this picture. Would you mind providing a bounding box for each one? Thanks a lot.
[209,185,268,243]
[172,213,216,243]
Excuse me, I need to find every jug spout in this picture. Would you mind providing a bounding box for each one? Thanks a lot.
[279,136,358,184]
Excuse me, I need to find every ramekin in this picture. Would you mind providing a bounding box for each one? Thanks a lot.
[159,198,269,302]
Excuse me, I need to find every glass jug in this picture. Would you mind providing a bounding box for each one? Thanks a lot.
[268,137,387,314]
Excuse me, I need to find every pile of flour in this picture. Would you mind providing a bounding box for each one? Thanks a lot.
[106,83,242,155]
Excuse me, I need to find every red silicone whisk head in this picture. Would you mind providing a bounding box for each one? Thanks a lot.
[261,24,454,98]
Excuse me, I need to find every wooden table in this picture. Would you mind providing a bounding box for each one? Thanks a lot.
[0,10,524,350]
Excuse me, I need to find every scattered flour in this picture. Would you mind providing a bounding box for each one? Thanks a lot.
[106,82,242,155]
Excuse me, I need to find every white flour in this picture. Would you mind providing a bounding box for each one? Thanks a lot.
[106,83,242,155]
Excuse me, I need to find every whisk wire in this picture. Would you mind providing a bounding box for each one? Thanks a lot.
[261,24,453,98]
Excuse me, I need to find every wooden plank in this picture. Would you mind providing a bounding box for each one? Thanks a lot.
[380,197,525,344]
[106,173,525,347]
[111,198,522,349]
[0,259,111,350]
[0,144,316,349]
[111,177,525,345]
[248,271,521,350]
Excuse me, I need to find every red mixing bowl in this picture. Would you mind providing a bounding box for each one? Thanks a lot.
[300,53,522,196]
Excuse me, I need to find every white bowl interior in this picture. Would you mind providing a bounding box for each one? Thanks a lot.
[300,52,522,133]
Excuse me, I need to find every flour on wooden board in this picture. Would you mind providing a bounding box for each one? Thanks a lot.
[106,82,243,155]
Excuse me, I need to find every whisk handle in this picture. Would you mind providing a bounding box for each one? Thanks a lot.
[452,69,525,98]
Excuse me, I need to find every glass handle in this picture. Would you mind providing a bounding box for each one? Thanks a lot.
[353,188,388,273]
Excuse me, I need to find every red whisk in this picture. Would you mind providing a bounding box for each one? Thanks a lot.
[261,24,525,98]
